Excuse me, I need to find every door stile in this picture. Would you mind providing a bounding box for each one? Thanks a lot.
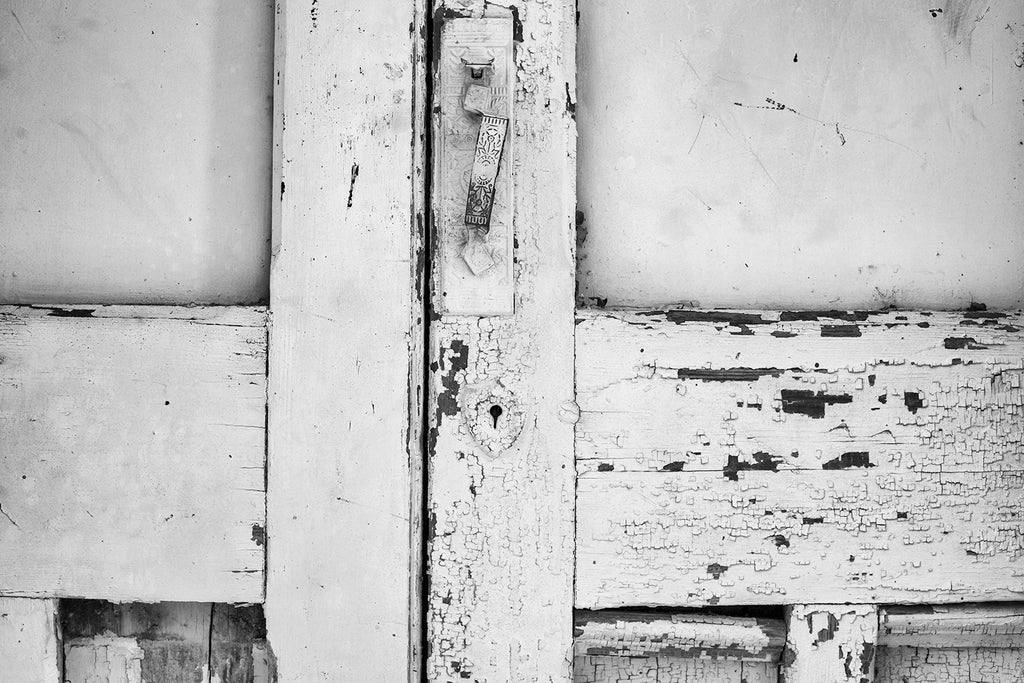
[425,1,577,680]
[266,0,423,680]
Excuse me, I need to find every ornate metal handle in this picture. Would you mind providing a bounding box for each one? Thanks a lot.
[464,114,508,232]
[461,66,509,234]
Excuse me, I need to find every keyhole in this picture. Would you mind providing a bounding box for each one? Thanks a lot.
[489,404,503,428]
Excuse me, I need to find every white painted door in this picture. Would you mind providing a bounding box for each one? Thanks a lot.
[1,2,423,681]
[426,1,1024,682]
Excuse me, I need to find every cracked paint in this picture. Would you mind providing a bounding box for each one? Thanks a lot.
[426,1,576,679]
[576,310,1024,608]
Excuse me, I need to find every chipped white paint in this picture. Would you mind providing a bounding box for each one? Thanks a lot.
[875,645,1024,682]
[575,309,1024,607]
[574,656,777,683]
[65,636,146,683]
[875,604,1024,681]
[0,306,265,602]
[427,0,576,679]
[265,0,420,680]
[577,0,1024,310]
[782,605,878,683]
[0,598,59,683]
[574,613,784,662]
[879,604,1024,648]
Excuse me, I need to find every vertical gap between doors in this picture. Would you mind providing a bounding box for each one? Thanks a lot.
[416,2,436,682]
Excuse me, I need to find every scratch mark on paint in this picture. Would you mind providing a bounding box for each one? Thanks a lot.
[733,98,920,155]
[9,9,31,43]
[347,162,359,208]
[0,501,18,528]
[688,115,706,154]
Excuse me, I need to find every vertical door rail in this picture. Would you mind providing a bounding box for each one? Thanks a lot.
[426,1,577,680]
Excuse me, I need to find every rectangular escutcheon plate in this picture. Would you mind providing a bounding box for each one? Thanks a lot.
[435,17,514,316]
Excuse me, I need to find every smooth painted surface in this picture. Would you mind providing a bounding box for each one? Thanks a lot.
[578,0,1024,309]
[0,0,273,304]
[265,1,419,680]
[0,306,266,602]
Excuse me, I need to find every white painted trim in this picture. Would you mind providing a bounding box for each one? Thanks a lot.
[426,1,577,680]
[265,0,422,680]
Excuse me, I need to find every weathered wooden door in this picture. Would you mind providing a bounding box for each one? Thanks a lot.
[426,1,1024,682]
[3,1,1022,682]
[2,1,423,681]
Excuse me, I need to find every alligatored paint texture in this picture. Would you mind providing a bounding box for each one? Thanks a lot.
[577,0,1024,309]
[0,1,274,304]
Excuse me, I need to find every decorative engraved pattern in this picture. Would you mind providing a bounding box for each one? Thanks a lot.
[436,19,514,315]
[465,115,508,228]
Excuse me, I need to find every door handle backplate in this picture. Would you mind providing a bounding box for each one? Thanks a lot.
[436,17,515,316]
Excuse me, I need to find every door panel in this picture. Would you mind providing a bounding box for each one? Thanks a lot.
[0,0,274,305]
[576,0,1024,310]
[0,306,266,602]
[576,310,1024,608]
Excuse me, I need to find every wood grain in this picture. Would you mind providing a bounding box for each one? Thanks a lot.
[576,310,1024,608]
[0,598,60,682]
[0,306,266,602]
[426,1,577,680]
[265,0,421,679]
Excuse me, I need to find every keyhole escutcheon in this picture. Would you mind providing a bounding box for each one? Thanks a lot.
[489,404,503,428]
